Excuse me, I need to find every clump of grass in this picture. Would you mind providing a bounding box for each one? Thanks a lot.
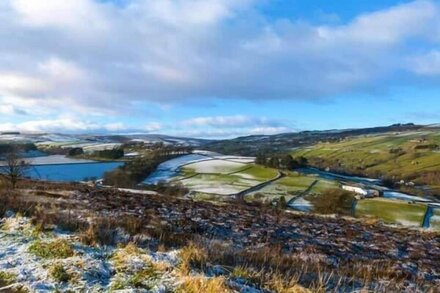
[178,242,208,275]
[28,239,74,259]
[0,271,28,293]
[49,263,71,283]
[265,273,310,293]
[110,266,161,290]
[231,266,262,285]
[110,243,163,290]
[177,276,232,293]
[111,242,144,272]
[0,271,17,287]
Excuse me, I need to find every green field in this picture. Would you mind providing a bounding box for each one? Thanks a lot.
[235,165,279,180]
[310,179,340,194]
[182,159,248,175]
[174,154,438,230]
[245,175,314,202]
[355,198,427,227]
[178,161,279,196]
[245,174,340,203]
[179,173,260,195]
[291,131,440,194]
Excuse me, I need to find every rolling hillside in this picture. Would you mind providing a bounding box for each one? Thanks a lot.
[291,128,440,196]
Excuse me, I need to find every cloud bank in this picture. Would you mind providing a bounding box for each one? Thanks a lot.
[0,0,440,135]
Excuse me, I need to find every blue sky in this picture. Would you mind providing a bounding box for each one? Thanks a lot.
[1,0,440,138]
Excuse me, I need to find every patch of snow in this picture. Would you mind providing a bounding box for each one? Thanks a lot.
[289,198,313,212]
[0,155,95,167]
[383,191,431,202]
[184,159,246,174]
[233,173,256,180]
[144,154,212,184]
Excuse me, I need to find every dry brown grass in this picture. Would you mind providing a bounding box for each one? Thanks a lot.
[0,182,439,292]
[178,242,208,275]
[177,276,232,293]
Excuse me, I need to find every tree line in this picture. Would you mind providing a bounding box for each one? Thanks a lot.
[103,146,192,188]
[255,153,308,170]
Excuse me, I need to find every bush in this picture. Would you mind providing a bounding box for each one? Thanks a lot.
[49,264,71,283]
[103,168,136,188]
[311,189,355,215]
[68,147,84,156]
[92,148,124,159]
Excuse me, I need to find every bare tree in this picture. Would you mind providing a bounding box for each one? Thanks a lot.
[0,148,30,189]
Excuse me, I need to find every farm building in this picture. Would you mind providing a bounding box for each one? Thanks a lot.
[342,185,379,198]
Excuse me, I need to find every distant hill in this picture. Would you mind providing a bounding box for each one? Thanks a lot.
[0,132,212,147]
[1,123,434,153]
[204,123,424,155]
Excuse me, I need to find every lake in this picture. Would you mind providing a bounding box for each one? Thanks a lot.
[0,155,123,182]
[26,162,123,182]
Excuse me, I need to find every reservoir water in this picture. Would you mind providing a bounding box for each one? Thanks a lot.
[26,162,123,182]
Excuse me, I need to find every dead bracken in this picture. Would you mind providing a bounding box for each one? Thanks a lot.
[0,180,439,292]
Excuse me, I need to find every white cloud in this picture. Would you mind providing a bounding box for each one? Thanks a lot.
[410,50,440,76]
[0,104,26,115]
[177,115,291,137]
[105,122,126,132]
[0,118,100,133]
[183,115,276,128]
[327,0,438,45]
[249,126,289,135]
[0,73,48,96]
[11,0,107,31]
[144,122,162,132]
[0,0,439,132]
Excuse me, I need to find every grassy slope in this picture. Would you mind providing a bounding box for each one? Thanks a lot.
[182,160,247,175]
[236,165,279,180]
[355,198,427,227]
[292,131,440,193]
[245,174,341,203]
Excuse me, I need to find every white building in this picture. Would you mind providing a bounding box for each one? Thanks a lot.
[342,185,379,198]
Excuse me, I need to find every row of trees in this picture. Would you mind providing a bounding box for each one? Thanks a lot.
[0,143,36,157]
[103,147,192,188]
[255,153,308,170]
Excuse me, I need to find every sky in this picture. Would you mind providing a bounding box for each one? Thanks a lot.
[1,0,440,138]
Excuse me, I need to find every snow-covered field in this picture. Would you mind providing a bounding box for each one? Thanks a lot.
[183,159,247,174]
[288,198,313,212]
[144,154,212,184]
[37,142,122,153]
[181,174,260,195]
[144,153,260,195]
[210,155,255,164]
[0,155,95,166]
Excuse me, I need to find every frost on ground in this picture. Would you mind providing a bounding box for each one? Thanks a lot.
[143,154,211,184]
[0,155,94,167]
[183,159,247,174]
[0,213,268,293]
[0,214,179,292]
[181,174,260,195]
